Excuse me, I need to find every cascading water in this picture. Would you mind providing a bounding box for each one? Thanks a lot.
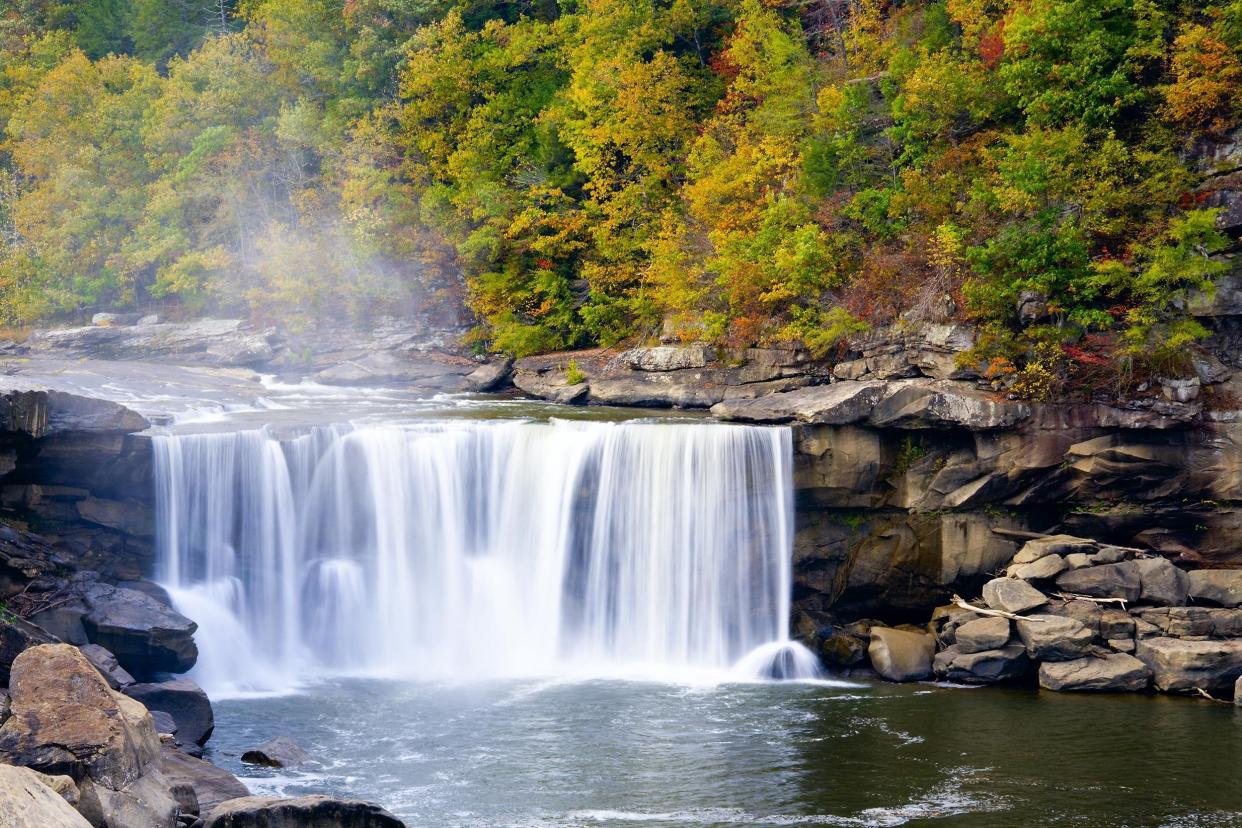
[153,418,819,695]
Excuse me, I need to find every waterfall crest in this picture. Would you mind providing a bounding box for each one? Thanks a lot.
[153,419,816,694]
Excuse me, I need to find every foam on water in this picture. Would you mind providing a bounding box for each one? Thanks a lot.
[154,418,819,695]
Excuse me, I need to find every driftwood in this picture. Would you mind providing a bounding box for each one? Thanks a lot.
[951,594,1048,623]
[1051,592,1128,608]
[990,528,1051,541]
[1194,688,1231,704]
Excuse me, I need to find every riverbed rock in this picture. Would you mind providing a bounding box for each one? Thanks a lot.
[934,643,1029,684]
[124,679,214,747]
[0,764,92,827]
[79,643,135,690]
[1187,570,1242,607]
[160,745,248,816]
[981,578,1048,614]
[1038,654,1152,692]
[1135,636,1242,693]
[1133,557,1190,606]
[240,736,312,768]
[205,795,405,828]
[1016,614,1094,661]
[1054,562,1142,602]
[80,582,197,678]
[953,617,1011,654]
[867,627,934,681]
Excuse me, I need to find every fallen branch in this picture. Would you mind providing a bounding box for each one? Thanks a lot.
[1051,592,1128,608]
[951,594,1048,623]
[990,528,1050,541]
[1194,688,1231,704]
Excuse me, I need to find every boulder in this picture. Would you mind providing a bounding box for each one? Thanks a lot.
[867,382,1031,430]
[80,583,198,678]
[1135,636,1242,693]
[1133,557,1189,606]
[463,360,512,392]
[1038,654,1151,692]
[0,644,160,789]
[1016,614,1094,661]
[615,345,714,372]
[1008,554,1068,581]
[150,711,178,736]
[1044,600,1103,635]
[1187,570,1242,607]
[160,745,248,816]
[1236,675,1242,707]
[79,644,135,690]
[1097,608,1136,639]
[240,736,312,768]
[205,795,405,828]
[124,679,214,747]
[1011,535,1097,564]
[953,617,1010,654]
[1054,562,1141,602]
[934,643,1029,684]
[711,381,887,425]
[866,627,934,681]
[0,764,92,827]
[981,578,1048,614]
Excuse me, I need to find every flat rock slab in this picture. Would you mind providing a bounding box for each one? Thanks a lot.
[1055,562,1141,602]
[934,643,1030,684]
[1136,636,1242,693]
[982,578,1048,614]
[1016,614,1094,661]
[1039,654,1151,692]
[954,617,1011,654]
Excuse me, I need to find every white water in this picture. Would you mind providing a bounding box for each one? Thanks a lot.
[153,419,818,695]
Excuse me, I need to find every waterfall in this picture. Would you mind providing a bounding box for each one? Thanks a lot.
[153,419,817,694]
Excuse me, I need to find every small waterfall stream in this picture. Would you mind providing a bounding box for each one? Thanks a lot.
[153,419,817,694]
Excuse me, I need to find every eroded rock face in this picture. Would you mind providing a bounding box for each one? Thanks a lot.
[205,795,405,828]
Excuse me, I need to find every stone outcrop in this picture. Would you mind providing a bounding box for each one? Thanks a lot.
[241,737,312,768]
[205,795,406,828]
[1135,637,1242,694]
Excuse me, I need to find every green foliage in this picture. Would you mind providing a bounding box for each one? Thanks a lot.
[0,0,1235,377]
[564,359,586,385]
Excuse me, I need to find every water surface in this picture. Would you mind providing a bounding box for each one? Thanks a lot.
[207,677,1242,827]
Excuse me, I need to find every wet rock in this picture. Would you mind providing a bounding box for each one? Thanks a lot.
[954,617,1010,654]
[79,644,135,690]
[1054,562,1142,603]
[1133,557,1190,606]
[867,627,934,682]
[241,736,312,768]
[1187,570,1242,607]
[80,583,197,678]
[588,373,724,408]
[124,679,214,747]
[1135,636,1242,693]
[934,643,1029,684]
[45,391,149,434]
[1016,614,1094,662]
[312,351,475,390]
[1038,654,1151,692]
[160,745,248,816]
[981,578,1048,614]
[205,795,405,828]
[0,764,92,827]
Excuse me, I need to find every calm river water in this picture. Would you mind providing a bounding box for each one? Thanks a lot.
[206,677,1242,828]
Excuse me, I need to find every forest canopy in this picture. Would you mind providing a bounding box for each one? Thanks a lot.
[1,0,1239,380]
